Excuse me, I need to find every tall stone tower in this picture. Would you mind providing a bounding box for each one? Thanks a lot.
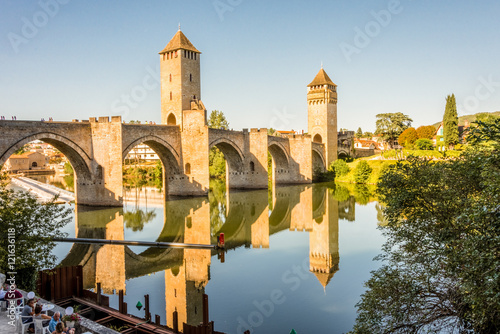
[307,68,338,167]
[159,28,202,127]
[309,189,340,290]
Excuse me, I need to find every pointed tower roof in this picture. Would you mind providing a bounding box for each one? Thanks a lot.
[313,271,334,288]
[159,30,201,54]
[308,68,336,87]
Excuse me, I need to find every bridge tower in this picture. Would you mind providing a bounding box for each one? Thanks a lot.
[309,188,340,290]
[307,68,338,167]
[159,28,203,127]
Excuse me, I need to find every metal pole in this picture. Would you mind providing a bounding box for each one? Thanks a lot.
[53,237,217,249]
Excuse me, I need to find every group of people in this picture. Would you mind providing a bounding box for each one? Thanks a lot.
[0,116,17,120]
[0,283,74,334]
[21,298,75,334]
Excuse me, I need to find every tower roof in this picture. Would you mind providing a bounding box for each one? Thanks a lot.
[308,68,336,87]
[313,271,334,288]
[159,30,201,54]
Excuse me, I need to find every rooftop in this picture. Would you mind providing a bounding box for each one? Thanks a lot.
[159,29,201,54]
[308,68,336,87]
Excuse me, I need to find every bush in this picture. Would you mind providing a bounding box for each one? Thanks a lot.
[330,159,350,177]
[354,160,372,184]
[414,138,434,150]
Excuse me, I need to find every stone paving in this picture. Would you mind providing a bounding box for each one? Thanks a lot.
[0,309,18,334]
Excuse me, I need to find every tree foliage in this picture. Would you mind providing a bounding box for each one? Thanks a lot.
[375,113,413,147]
[0,180,72,290]
[414,138,434,150]
[397,127,418,147]
[467,118,500,148]
[416,125,436,139]
[443,94,459,149]
[331,159,350,177]
[356,127,363,138]
[208,110,229,179]
[352,147,500,333]
[353,160,372,184]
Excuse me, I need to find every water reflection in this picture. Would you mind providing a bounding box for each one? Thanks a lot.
[57,181,363,332]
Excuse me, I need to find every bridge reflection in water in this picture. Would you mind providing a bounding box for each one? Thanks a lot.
[58,182,355,330]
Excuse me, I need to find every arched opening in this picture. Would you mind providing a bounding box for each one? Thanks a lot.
[209,139,244,189]
[312,149,326,172]
[122,136,181,202]
[167,113,176,125]
[313,134,322,143]
[268,143,289,185]
[0,135,94,204]
[185,163,191,175]
[249,161,255,172]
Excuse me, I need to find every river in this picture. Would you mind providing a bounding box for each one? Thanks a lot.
[28,176,385,333]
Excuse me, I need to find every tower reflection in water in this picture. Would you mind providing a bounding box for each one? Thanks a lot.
[59,183,355,330]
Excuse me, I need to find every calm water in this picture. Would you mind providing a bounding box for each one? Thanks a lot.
[34,177,385,334]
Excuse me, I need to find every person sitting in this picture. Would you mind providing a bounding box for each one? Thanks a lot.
[33,304,52,327]
[52,322,75,334]
[21,298,36,332]
[49,312,63,332]
[4,284,23,305]
[0,283,7,301]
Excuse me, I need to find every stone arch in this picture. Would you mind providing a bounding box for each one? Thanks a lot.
[0,132,92,180]
[122,136,181,175]
[312,148,326,171]
[268,142,290,184]
[167,113,176,125]
[209,138,244,172]
[313,134,322,143]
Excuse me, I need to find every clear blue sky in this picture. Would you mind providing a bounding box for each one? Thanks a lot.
[1,0,499,132]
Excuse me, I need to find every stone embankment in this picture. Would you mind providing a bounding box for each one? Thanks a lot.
[10,176,75,203]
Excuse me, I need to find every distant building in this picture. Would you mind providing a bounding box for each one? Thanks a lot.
[4,152,48,172]
[125,144,159,162]
[354,139,381,150]
[433,120,470,150]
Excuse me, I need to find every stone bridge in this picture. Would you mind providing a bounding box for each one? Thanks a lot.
[0,116,327,206]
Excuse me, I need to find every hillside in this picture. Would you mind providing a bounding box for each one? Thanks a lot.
[431,111,500,128]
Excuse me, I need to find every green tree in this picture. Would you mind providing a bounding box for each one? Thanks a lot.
[353,160,372,183]
[362,131,374,138]
[414,138,434,150]
[352,149,500,333]
[14,144,29,155]
[397,127,418,147]
[330,159,350,177]
[443,94,459,149]
[375,113,413,147]
[467,117,500,147]
[0,180,72,290]
[356,127,363,138]
[416,125,436,139]
[208,110,229,179]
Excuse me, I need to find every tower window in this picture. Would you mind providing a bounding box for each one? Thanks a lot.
[169,74,172,82]
[313,134,322,143]
[190,74,192,82]
[163,54,165,61]
[170,91,172,100]
[184,50,186,57]
[194,53,197,60]
[250,161,255,172]
[185,163,191,174]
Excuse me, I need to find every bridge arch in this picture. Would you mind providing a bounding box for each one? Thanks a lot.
[0,132,92,179]
[209,138,244,172]
[122,135,181,175]
[312,147,326,171]
[268,142,290,184]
